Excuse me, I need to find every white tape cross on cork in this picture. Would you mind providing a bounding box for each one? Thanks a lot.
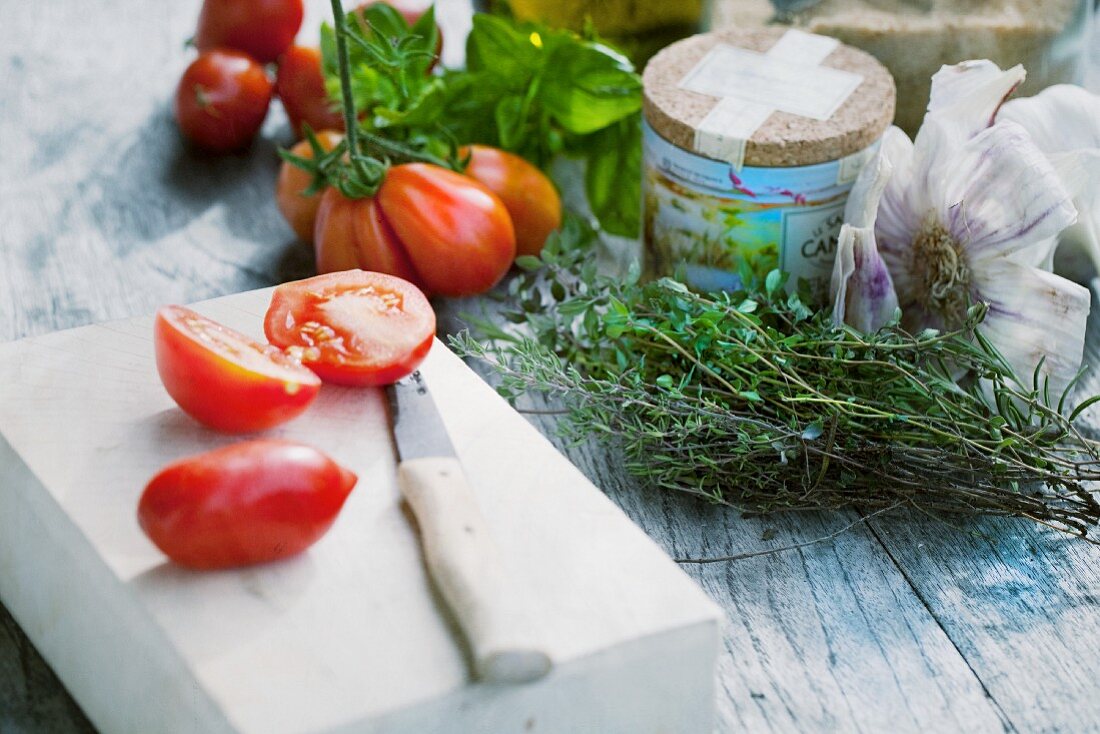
[678,29,864,170]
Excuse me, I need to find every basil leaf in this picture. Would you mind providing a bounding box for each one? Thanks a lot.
[465,14,540,85]
[541,41,641,135]
[494,95,527,150]
[582,116,642,237]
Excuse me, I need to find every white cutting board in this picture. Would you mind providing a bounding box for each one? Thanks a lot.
[0,287,722,734]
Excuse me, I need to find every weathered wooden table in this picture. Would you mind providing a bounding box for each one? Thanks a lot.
[3,1,1099,731]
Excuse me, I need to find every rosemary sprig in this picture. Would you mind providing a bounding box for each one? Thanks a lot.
[454,218,1100,540]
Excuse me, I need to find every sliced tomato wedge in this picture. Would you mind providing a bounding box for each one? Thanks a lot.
[263,270,435,387]
[154,305,321,433]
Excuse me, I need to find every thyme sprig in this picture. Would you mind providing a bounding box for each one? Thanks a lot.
[455,218,1100,540]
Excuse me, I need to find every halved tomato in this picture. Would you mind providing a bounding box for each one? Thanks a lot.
[154,305,321,433]
[264,271,435,386]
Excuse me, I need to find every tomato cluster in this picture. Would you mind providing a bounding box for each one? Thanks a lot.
[175,1,562,298]
[145,270,435,570]
[156,271,436,428]
[279,147,561,297]
[175,1,440,153]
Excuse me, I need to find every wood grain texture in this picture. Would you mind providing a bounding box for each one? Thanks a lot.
[2,0,1100,731]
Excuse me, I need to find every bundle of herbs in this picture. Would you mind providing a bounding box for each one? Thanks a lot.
[455,217,1100,540]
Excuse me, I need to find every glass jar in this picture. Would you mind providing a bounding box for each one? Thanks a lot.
[712,0,1095,134]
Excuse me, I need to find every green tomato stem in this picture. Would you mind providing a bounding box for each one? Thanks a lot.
[330,0,361,166]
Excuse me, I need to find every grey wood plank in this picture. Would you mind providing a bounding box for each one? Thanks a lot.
[550,449,1012,733]
[0,604,95,734]
[0,0,314,344]
[855,282,1100,733]
[866,512,1100,733]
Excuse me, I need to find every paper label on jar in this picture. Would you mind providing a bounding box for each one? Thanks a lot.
[779,200,846,288]
[679,43,863,121]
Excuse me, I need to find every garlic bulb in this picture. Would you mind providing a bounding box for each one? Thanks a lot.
[831,60,1090,394]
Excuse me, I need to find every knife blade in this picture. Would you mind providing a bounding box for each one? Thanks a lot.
[386,370,552,684]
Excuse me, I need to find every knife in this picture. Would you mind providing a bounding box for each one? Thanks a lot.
[386,370,552,684]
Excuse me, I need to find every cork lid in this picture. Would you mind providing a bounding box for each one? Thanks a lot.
[643,27,896,167]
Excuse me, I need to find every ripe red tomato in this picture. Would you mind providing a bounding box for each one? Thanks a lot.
[276,130,343,244]
[378,164,516,296]
[276,46,345,139]
[313,190,421,282]
[174,50,273,154]
[195,0,304,64]
[139,440,357,570]
[264,270,436,386]
[314,165,515,297]
[154,305,321,433]
[461,145,562,258]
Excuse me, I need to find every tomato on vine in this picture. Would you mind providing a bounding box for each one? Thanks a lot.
[314,164,516,297]
[461,145,562,258]
[277,130,344,244]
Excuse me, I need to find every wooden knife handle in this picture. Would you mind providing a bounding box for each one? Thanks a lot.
[398,456,552,684]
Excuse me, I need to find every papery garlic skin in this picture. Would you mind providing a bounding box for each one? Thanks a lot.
[833,60,1090,395]
[1001,85,1100,281]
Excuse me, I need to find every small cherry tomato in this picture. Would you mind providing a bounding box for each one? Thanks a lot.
[175,50,273,154]
[276,46,345,139]
[313,164,516,297]
[154,305,321,433]
[139,440,357,570]
[461,145,562,258]
[276,130,343,244]
[264,270,436,386]
[195,0,304,64]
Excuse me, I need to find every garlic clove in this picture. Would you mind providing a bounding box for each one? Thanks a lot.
[1048,150,1100,280]
[872,128,922,287]
[926,60,1026,146]
[934,121,1076,265]
[970,258,1090,398]
[831,223,900,334]
[1001,86,1100,279]
[1000,85,1100,154]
